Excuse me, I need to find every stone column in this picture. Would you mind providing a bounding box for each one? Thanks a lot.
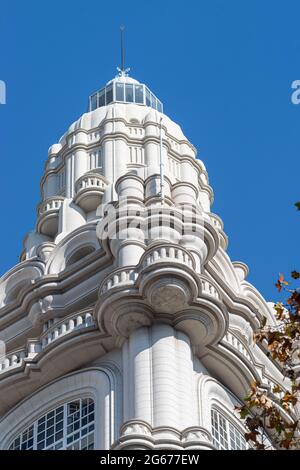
[74,149,87,185]
[121,324,199,437]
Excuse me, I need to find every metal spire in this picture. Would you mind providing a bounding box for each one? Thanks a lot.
[120,25,125,72]
[117,26,130,77]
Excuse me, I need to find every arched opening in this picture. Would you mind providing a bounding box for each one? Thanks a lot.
[66,246,95,268]
[9,397,95,450]
[211,408,247,450]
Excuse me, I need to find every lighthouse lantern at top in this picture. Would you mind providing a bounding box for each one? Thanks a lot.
[88,74,163,113]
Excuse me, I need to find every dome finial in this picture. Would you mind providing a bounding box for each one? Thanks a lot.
[117,25,130,77]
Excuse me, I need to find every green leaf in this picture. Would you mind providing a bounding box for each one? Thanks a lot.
[240,408,249,419]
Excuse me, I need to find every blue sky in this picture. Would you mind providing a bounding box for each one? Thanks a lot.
[0,0,299,301]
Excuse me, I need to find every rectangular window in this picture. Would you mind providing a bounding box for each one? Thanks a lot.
[97,150,102,168]
[98,89,105,107]
[151,93,157,110]
[128,147,144,165]
[89,149,102,170]
[90,94,97,111]
[125,84,134,102]
[211,409,247,450]
[134,85,144,104]
[9,398,95,451]
[116,83,125,101]
[106,85,113,104]
[145,87,151,106]
[58,170,65,192]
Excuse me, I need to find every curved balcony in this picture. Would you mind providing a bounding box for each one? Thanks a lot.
[37,196,64,237]
[142,245,195,270]
[41,311,94,348]
[208,213,228,250]
[100,268,138,295]
[221,331,283,396]
[74,173,107,212]
[0,312,95,377]
[0,349,26,373]
[99,247,196,297]
[199,276,221,300]
[0,340,41,375]
[223,331,252,362]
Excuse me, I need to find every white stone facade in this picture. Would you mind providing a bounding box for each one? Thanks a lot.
[0,73,284,450]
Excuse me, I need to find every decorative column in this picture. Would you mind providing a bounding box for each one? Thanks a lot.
[118,324,213,449]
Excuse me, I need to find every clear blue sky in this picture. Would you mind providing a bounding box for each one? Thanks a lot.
[0,0,299,301]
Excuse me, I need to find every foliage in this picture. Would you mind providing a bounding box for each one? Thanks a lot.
[236,270,300,450]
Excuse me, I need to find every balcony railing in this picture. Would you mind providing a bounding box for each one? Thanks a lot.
[74,173,107,212]
[41,312,94,348]
[75,174,107,193]
[199,277,221,300]
[0,312,95,375]
[38,197,64,216]
[0,349,26,372]
[143,246,194,269]
[100,268,138,294]
[37,196,64,237]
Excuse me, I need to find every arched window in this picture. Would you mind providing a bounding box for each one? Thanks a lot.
[211,409,247,450]
[9,398,95,450]
[66,246,95,268]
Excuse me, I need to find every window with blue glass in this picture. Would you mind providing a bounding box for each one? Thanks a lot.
[125,84,134,102]
[105,85,113,105]
[145,87,151,107]
[116,82,125,101]
[90,94,97,111]
[9,398,95,450]
[88,80,163,113]
[98,89,105,107]
[211,409,247,450]
[134,85,144,104]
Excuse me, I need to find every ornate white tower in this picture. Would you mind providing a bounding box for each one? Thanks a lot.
[0,70,282,450]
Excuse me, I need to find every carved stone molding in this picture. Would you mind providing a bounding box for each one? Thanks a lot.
[96,251,228,351]
[114,420,214,450]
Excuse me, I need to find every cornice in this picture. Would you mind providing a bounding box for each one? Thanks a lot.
[0,259,45,285]
[0,329,111,415]
[201,342,287,405]
[205,263,264,330]
[0,246,113,332]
